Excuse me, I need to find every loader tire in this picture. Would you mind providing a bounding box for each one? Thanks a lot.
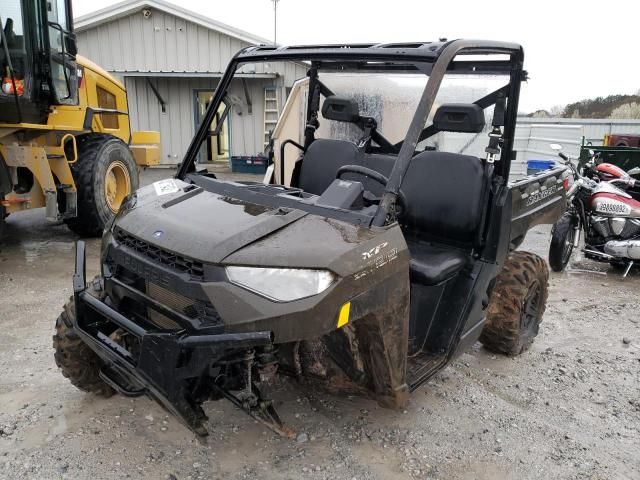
[548,212,577,272]
[65,134,138,237]
[53,279,114,397]
[480,251,549,356]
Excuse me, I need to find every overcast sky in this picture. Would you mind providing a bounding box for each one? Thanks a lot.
[73,0,640,113]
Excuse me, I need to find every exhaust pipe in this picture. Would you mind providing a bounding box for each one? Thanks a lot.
[583,248,614,260]
[604,240,640,260]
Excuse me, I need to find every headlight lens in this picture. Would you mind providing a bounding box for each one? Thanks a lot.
[226,266,335,302]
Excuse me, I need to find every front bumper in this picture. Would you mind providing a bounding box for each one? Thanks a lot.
[71,241,273,436]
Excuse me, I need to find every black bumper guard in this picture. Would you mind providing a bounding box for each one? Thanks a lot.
[71,241,275,437]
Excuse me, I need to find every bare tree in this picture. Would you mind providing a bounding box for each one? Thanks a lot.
[549,105,564,117]
[610,102,640,119]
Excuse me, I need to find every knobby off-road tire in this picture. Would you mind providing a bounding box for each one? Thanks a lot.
[65,134,139,237]
[480,251,549,356]
[548,212,577,272]
[53,278,114,397]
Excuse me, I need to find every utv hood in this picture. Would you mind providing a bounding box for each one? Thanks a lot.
[113,179,382,273]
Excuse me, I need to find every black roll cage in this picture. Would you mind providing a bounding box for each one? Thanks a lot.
[176,39,525,226]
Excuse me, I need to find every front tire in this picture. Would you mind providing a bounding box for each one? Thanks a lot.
[548,212,577,272]
[65,134,139,237]
[480,251,549,356]
[53,279,114,397]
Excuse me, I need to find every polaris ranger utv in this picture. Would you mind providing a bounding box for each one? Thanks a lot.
[54,40,567,437]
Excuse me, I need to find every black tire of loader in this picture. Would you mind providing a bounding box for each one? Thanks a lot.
[548,212,576,272]
[479,251,549,356]
[53,280,114,397]
[64,134,139,237]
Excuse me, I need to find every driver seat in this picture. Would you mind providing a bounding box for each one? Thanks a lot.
[298,139,361,196]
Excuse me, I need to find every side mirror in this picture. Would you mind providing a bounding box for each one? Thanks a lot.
[65,34,78,56]
[432,103,485,133]
[549,143,563,151]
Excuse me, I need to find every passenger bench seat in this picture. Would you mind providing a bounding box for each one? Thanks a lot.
[408,243,468,286]
[401,151,488,285]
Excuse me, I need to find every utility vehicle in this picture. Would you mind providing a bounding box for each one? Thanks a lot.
[54,40,567,437]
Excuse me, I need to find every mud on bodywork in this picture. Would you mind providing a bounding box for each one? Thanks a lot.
[71,179,412,436]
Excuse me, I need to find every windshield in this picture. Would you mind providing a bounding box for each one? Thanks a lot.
[178,43,521,191]
[317,73,428,145]
[177,42,522,227]
[199,65,510,174]
[314,72,509,158]
[1,0,26,101]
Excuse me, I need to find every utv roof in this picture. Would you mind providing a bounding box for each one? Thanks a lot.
[235,40,523,64]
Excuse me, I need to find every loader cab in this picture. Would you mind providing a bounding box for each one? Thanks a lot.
[0,0,78,124]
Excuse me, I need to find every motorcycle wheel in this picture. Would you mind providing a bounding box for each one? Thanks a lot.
[548,212,577,272]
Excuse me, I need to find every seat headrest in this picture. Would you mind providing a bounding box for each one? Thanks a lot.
[432,103,485,133]
[321,96,360,123]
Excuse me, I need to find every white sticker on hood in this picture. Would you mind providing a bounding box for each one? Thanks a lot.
[153,179,179,196]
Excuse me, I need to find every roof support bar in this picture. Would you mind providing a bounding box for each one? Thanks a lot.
[371,40,524,226]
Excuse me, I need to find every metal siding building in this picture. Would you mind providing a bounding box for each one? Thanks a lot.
[510,118,640,179]
[75,0,307,165]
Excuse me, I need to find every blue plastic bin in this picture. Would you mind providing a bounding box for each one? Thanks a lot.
[527,159,555,175]
[230,155,268,174]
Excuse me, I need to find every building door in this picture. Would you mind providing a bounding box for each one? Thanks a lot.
[195,90,230,164]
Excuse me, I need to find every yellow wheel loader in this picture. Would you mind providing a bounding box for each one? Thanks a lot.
[0,0,160,237]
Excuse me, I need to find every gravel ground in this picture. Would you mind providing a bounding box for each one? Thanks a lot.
[0,169,639,480]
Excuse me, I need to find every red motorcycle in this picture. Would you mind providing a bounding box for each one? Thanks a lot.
[548,145,640,275]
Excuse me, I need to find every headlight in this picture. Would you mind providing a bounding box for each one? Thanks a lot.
[226,266,335,302]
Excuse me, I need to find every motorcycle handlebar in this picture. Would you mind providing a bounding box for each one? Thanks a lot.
[558,152,569,161]
[610,177,636,189]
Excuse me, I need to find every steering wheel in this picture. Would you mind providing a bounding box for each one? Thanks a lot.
[336,165,389,186]
[336,165,406,215]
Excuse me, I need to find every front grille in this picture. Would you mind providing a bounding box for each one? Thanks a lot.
[114,227,205,279]
[146,281,222,329]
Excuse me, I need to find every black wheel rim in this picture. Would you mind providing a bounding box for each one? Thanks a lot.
[521,280,542,332]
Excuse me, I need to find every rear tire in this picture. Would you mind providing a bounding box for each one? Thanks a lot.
[53,279,114,397]
[480,251,549,356]
[65,134,138,237]
[548,212,577,272]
